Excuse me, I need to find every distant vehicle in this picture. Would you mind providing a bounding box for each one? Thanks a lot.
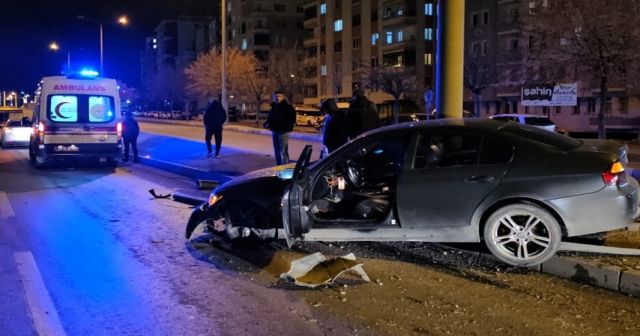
[28,73,122,167]
[228,106,239,122]
[490,114,556,132]
[186,119,639,267]
[430,110,476,119]
[1,119,31,148]
[296,108,323,127]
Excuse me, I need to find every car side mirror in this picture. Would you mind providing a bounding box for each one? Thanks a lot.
[277,168,295,180]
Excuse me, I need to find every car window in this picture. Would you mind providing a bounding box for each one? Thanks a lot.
[491,116,510,122]
[349,136,409,177]
[524,116,554,126]
[499,122,582,150]
[8,121,22,127]
[414,133,481,169]
[479,136,514,165]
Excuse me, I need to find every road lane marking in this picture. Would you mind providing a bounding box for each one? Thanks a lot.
[14,252,66,336]
[0,191,15,218]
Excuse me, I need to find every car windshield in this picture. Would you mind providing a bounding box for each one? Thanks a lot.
[524,117,554,126]
[499,122,582,150]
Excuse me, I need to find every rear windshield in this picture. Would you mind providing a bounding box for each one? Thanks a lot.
[524,117,554,126]
[499,123,582,150]
[47,95,116,123]
[8,121,22,127]
[298,110,321,116]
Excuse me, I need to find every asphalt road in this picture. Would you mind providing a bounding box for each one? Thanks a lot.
[0,148,347,336]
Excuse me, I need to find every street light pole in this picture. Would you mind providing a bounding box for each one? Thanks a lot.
[100,23,104,75]
[435,0,465,119]
[221,0,228,122]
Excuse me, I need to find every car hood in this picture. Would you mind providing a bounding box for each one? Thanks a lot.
[216,163,296,191]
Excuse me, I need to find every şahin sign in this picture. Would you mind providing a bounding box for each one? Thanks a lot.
[521,83,577,106]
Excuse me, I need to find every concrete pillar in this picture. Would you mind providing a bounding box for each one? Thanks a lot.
[435,0,465,119]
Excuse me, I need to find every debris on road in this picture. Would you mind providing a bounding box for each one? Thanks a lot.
[197,180,220,190]
[149,189,171,199]
[280,252,371,288]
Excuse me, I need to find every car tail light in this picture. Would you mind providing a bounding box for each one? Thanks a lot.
[4,128,12,134]
[602,162,628,186]
[116,122,122,137]
[38,122,45,144]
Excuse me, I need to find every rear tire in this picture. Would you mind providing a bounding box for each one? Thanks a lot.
[483,203,562,267]
[29,144,36,162]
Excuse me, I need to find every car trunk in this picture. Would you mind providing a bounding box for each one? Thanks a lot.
[572,139,628,165]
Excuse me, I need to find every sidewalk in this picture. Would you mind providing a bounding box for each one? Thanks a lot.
[137,117,322,142]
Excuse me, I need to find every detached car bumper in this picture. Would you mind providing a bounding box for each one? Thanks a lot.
[185,202,222,239]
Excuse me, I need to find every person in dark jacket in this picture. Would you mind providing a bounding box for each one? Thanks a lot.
[264,91,296,165]
[122,111,140,163]
[203,96,227,157]
[346,88,380,139]
[320,98,348,155]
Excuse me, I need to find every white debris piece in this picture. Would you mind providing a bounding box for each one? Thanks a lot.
[280,252,371,288]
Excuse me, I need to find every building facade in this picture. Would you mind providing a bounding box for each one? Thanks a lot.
[301,0,437,117]
[139,37,158,100]
[465,0,640,134]
[154,17,209,70]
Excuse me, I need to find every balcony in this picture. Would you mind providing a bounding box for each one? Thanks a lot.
[304,36,319,46]
[251,24,269,33]
[382,39,417,52]
[304,16,318,29]
[382,10,417,28]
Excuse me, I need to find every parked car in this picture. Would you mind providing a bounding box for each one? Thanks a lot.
[186,119,638,267]
[491,114,556,132]
[296,108,323,127]
[1,119,32,148]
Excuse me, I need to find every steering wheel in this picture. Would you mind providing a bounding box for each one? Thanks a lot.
[346,160,365,188]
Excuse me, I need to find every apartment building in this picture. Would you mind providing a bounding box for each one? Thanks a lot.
[465,0,640,134]
[301,0,437,117]
[154,17,209,70]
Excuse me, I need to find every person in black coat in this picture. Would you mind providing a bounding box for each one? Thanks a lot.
[122,111,140,163]
[203,96,227,157]
[264,91,296,165]
[346,89,381,139]
[320,98,348,155]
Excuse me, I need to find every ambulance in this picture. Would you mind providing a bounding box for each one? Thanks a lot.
[28,72,123,167]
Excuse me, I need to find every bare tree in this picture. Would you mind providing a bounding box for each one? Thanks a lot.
[330,60,355,101]
[185,47,257,101]
[117,81,139,103]
[246,62,273,127]
[521,0,640,139]
[268,46,315,103]
[464,44,500,117]
[149,65,186,112]
[362,65,417,124]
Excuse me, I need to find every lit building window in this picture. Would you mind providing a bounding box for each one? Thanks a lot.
[386,31,393,44]
[424,53,432,65]
[320,3,327,14]
[371,33,379,45]
[425,3,433,15]
[241,39,247,50]
[321,65,327,76]
[397,31,403,42]
[424,28,433,40]
[334,20,343,31]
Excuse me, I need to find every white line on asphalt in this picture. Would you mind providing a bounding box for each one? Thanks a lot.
[14,252,66,336]
[0,191,15,218]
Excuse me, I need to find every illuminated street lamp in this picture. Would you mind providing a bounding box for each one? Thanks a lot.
[49,42,71,73]
[77,15,128,76]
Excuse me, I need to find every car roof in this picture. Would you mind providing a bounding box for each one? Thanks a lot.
[492,114,548,118]
[361,118,506,138]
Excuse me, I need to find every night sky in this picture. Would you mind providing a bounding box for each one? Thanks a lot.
[0,0,218,94]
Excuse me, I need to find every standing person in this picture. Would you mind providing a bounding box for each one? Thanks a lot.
[122,111,140,163]
[346,88,380,140]
[264,91,296,165]
[320,98,348,156]
[203,95,227,157]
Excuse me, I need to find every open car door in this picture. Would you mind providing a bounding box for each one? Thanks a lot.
[281,144,313,247]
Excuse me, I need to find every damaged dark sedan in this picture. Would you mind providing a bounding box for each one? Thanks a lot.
[186,119,639,267]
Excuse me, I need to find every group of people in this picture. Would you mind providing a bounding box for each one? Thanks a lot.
[200,88,381,165]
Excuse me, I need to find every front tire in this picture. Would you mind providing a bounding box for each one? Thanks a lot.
[224,201,277,247]
[483,203,562,267]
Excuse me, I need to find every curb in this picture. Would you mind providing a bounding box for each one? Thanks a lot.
[136,156,235,184]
